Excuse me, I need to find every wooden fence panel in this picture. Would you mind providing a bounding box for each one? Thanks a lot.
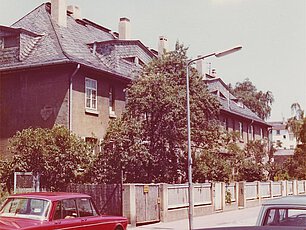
[66,183,122,216]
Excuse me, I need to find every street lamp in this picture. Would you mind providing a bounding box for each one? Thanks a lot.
[186,46,242,230]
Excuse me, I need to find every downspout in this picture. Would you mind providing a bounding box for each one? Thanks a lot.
[69,64,81,132]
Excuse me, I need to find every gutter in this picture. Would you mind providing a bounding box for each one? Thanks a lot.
[69,64,81,132]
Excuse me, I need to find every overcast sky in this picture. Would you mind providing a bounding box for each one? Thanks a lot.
[1,0,305,121]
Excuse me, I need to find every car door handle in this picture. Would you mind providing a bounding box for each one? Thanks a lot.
[81,219,87,222]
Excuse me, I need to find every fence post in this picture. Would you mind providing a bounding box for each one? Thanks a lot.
[293,180,298,195]
[221,182,225,211]
[238,181,246,208]
[123,184,137,227]
[235,182,239,205]
[281,181,286,197]
[159,183,168,222]
[257,181,261,203]
[270,181,273,198]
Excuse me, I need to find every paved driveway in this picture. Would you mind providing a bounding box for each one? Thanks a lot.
[129,206,261,230]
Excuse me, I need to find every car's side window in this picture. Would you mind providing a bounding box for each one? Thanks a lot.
[76,198,97,217]
[62,199,78,219]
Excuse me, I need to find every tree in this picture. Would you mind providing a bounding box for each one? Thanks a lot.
[229,78,274,120]
[284,117,306,180]
[287,102,304,141]
[0,125,91,191]
[91,43,223,183]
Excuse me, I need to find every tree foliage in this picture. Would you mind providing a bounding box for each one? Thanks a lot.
[0,125,91,191]
[229,78,274,120]
[287,103,304,142]
[91,43,224,183]
[284,117,306,179]
[275,103,306,180]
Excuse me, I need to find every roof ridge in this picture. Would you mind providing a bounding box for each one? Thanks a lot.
[46,5,71,62]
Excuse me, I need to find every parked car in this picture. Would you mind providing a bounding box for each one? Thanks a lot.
[0,192,128,230]
[256,195,306,227]
[198,226,305,230]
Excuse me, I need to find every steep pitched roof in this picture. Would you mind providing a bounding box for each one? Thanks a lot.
[0,3,155,80]
[205,76,270,126]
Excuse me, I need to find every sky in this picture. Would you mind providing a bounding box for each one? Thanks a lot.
[1,0,305,122]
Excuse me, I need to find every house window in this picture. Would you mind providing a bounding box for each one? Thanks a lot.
[249,125,254,141]
[109,86,116,116]
[3,36,19,48]
[85,78,97,110]
[239,122,243,139]
[276,130,280,135]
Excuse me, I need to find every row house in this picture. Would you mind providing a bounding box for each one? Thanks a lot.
[197,62,271,153]
[0,0,270,160]
[0,0,161,157]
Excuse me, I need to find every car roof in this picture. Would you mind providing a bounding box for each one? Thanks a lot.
[262,195,306,206]
[9,192,91,201]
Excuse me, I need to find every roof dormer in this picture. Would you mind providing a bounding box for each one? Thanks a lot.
[0,26,43,64]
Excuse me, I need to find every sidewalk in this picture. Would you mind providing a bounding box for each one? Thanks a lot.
[128,206,261,230]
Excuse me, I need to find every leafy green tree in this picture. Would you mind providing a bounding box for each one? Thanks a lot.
[1,126,91,191]
[229,78,274,120]
[284,117,306,180]
[91,43,223,183]
[287,102,304,141]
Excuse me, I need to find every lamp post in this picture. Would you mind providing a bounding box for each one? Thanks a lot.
[186,46,242,230]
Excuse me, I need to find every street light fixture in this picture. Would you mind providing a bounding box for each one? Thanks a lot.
[186,46,242,230]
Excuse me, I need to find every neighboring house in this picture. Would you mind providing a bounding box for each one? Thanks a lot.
[198,67,271,155]
[268,121,297,163]
[0,0,159,157]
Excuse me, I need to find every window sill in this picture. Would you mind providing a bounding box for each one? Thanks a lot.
[109,112,117,118]
[85,109,99,116]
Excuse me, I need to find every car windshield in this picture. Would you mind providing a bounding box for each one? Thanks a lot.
[264,208,306,227]
[0,198,50,220]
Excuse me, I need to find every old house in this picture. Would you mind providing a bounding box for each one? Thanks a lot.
[0,0,159,157]
[197,64,271,153]
[269,121,297,163]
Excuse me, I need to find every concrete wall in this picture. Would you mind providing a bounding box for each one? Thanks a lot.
[123,180,306,226]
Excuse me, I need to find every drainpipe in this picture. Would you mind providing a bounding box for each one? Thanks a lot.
[69,64,81,132]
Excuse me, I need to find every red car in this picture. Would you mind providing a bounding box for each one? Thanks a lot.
[0,192,128,230]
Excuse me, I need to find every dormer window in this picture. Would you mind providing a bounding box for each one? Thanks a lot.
[2,36,19,48]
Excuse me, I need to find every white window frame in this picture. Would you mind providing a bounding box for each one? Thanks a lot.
[85,78,97,111]
[249,125,254,141]
[239,122,243,139]
[109,86,116,117]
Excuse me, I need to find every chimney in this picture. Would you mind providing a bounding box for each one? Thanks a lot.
[118,17,131,40]
[67,5,81,20]
[196,57,204,79]
[211,69,217,78]
[51,0,67,27]
[158,36,168,57]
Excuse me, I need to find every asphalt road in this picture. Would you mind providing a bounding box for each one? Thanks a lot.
[129,206,261,230]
